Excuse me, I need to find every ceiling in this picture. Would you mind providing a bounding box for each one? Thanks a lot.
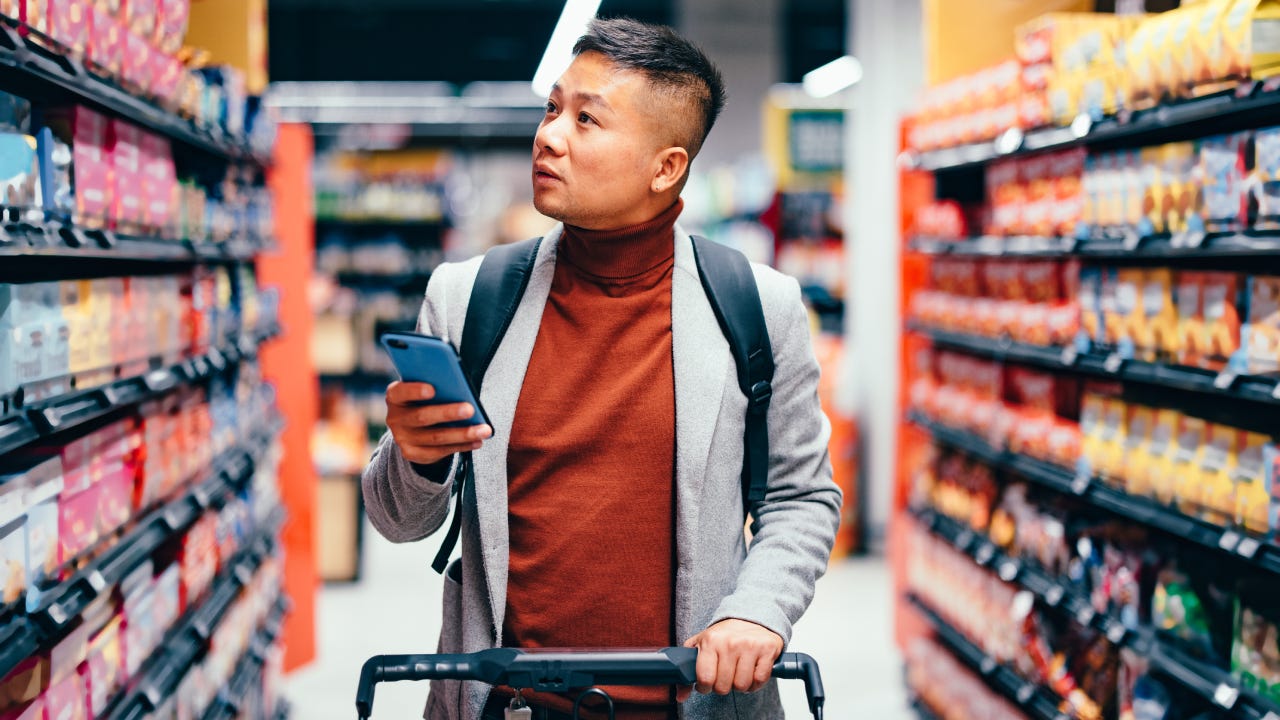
[268,0,845,85]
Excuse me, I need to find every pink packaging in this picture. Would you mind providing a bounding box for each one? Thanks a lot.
[122,0,156,39]
[0,698,42,720]
[48,0,88,56]
[40,670,85,720]
[156,0,187,53]
[151,53,182,110]
[72,107,111,227]
[110,120,142,230]
[97,465,132,535]
[139,133,175,235]
[86,5,124,76]
[121,30,150,95]
[57,485,101,566]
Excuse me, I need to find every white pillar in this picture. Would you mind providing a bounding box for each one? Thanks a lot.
[677,0,781,169]
[845,0,924,545]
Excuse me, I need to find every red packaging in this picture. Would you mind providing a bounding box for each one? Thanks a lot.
[121,0,155,39]
[110,120,142,231]
[20,0,49,36]
[97,464,132,536]
[41,671,85,720]
[139,133,176,235]
[0,699,42,720]
[42,106,112,229]
[983,262,1025,338]
[48,0,87,55]
[58,485,102,566]
[1020,154,1055,238]
[1202,271,1244,369]
[987,159,1023,237]
[151,53,182,110]
[177,514,217,611]
[86,5,124,76]
[1051,148,1087,238]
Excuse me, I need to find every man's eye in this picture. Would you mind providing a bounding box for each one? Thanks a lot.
[545,102,557,114]
[578,112,594,124]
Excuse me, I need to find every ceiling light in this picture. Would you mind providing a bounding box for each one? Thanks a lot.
[802,55,864,98]
[531,0,603,97]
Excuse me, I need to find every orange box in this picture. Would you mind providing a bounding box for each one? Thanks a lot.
[1201,271,1244,369]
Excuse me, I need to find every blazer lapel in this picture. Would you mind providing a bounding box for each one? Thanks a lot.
[471,225,562,643]
[670,225,730,643]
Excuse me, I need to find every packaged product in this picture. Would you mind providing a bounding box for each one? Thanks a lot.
[0,115,43,227]
[1146,409,1183,508]
[1099,396,1130,485]
[1190,0,1234,89]
[0,457,60,612]
[1122,404,1156,498]
[111,119,142,232]
[57,484,100,568]
[40,670,85,720]
[120,29,151,98]
[1051,148,1087,238]
[1100,267,1126,350]
[121,0,155,40]
[0,699,42,720]
[1256,126,1280,229]
[1172,415,1209,512]
[20,0,49,37]
[1139,146,1167,236]
[86,4,124,76]
[1139,268,1179,361]
[1021,154,1055,238]
[1197,423,1239,525]
[987,158,1023,237]
[48,0,88,57]
[0,656,46,713]
[1244,275,1280,375]
[1199,133,1249,234]
[1202,271,1245,370]
[1233,432,1274,534]
[0,481,24,609]
[139,132,176,236]
[1220,0,1280,82]
[1163,142,1201,235]
[1079,266,1103,347]
[42,106,112,229]
[1175,271,1208,367]
[1116,268,1145,357]
[156,0,188,54]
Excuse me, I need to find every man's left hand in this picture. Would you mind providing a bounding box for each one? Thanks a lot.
[678,619,784,700]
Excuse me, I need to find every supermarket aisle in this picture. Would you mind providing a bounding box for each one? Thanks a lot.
[286,524,907,719]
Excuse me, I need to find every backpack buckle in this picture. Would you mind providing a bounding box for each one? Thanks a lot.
[748,380,772,414]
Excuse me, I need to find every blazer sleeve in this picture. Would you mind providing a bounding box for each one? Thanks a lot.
[708,273,843,645]
[361,262,463,544]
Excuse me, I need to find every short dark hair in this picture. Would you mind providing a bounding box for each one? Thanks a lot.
[573,17,726,158]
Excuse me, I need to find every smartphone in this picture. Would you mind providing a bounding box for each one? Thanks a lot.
[379,331,491,429]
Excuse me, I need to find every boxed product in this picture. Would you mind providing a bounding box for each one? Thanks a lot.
[156,0,189,53]
[0,457,60,610]
[1256,126,1280,228]
[1139,146,1167,236]
[48,0,88,57]
[1196,423,1238,525]
[82,616,122,717]
[139,133,176,236]
[1199,133,1249,234]
[1115,268,1144,357]
[19,0,49,37]
[1101,267,1125,349]
[1234,431,1274,534]
[57,484,100,567]
[1244,275,1280,375]
[40,670,85,720]
[1079,266,1103,347]
[176,513,217,611]
[42,106,112,229]
[1138,268,1178,361]
[1172,414,1209,512]
[0,118,44,226]
[1163,142,1201,235]
[86,5,124,76]
[1202,271,1245,369]
[111,119,142,231]
[0,285,49,399]
[1220,0,1280,83]
[1175,271,1208,367]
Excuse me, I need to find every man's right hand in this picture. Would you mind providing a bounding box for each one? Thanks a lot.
[385,381,493,466]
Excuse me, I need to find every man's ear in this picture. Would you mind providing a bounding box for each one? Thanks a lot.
[652,146,690,194]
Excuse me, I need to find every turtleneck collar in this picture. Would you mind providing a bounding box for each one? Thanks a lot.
[559,199,682,280]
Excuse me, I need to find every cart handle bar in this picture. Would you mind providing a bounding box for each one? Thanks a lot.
[354,648,824,720]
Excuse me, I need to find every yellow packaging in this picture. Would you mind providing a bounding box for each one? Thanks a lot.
[1125,19,1159,107]
[1164,142,1201,234]
[1145,409,1182,504]
[1049,69,1084,126]
[1221,0,1280,82]
[60,280,91,376]
[1117,268,1146,356]
[1079,391,1109,478]
[1123,405,1156,497]
[1175,271,1208,367]
[1172,415,1209,512]
[1168,6,1204,96]
[1191,0,1235,88]
[1234,431,1274,533]
[1139,268,1179,361]
[1142,146,1168,235]
[1198,423,1238,524]
[1146,12,1180,101]
[1099,397,1129,483]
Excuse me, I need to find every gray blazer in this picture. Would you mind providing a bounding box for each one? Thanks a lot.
[361,223,842,719]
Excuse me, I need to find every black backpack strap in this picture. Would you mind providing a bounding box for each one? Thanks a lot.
[689,235,775,517]
[431,237,542,574]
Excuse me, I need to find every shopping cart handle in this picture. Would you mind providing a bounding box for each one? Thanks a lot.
[772,652,826,720]
[355,648,824,720]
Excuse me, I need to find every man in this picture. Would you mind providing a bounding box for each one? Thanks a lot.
[362,17,841,720]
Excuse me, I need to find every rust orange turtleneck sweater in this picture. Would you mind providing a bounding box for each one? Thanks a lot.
[502,200,682,719]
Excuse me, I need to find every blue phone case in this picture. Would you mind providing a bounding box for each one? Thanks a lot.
[379,332,490,429]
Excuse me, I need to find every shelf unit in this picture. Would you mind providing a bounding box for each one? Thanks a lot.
[910,506,1280,720]
[0,223,273,265]
[100,511,286,720]
[914,327,1280,409]
[913,81,1280,174]
[910,233,1280,261]
[0,21,266,167]
[910,414,1280,583]
[199,603,289,720]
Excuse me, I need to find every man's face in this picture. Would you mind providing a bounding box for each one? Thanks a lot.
[532,52,669,230]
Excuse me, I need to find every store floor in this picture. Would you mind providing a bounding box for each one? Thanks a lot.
[286,524,907,719]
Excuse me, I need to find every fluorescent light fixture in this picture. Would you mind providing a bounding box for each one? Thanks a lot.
[532,0,603,97]
[802,55,864,98]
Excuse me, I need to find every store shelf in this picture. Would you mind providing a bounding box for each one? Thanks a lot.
[315,218,446,232]
[910,415,1280,582]
[0,223,273,267]
[101,511,286,720]
[907,594,1069,720]
[331,270,433,290]
[910,506,1280,720]
[0,23,266,167]
[915,327,1280,408]
[915,82,1280,173]
[909,231,1280,261]
[0,322,280,459]
[0,418,282,681]
[199,601,289,720]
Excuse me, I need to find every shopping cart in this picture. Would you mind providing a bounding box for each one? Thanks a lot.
[355,647,825,719]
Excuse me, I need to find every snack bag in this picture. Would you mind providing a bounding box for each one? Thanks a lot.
[1254,126,1280,230]
[1123,404,1155,497]
[1140,146,1167,236]
[1146,408,1182,505]
[1052,148,1087,238]
[1221,0,1280,82]
[1234,432,1274,534]
[1200,133,1249,234]
[1119,149,1147,234]
[1202,271,1245,370]
[1164,142,1201,235]
[1099,396,1130,485]
[1116,268,1145,358]
[1244,276,1280,375]
[1080,266,1103,347]
[1190,0,1233,89]
[1172,415,1209,512]
[1101,267,1124,350]
[1141,268,1179,362]
[1079,389,1109,481]
[1022,154,1055,238]
[1198,424,1239,525]
[1176,271,1208,367]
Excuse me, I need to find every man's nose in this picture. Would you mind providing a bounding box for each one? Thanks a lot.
[534,115,567,156]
